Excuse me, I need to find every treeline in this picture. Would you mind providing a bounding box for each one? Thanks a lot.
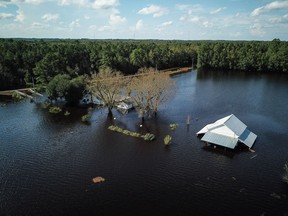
[0,39,196,90]
[0,39,287,91]
[197,39,288,73]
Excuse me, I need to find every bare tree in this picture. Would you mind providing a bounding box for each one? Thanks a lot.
[88,67,125,115]
[127,67,175,121]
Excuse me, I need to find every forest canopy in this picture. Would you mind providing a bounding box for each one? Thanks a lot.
[0,39,287,91]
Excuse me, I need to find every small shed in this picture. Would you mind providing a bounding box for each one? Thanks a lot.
[196,114,257,149]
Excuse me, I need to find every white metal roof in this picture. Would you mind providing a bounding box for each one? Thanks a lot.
[197,114,257,149]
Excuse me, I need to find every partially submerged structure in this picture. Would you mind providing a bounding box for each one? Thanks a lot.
[116,102,133,114]
[196,114,257,149]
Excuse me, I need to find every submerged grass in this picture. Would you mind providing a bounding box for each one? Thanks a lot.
[49,106,62,114]
[108,125,155,141]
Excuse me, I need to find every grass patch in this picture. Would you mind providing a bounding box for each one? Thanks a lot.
[108,125,154,141]
[142,133,155,141]
[49,106,62,114]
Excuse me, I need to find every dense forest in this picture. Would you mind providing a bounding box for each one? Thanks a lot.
[0,38,287,91]
[197,39,288,73]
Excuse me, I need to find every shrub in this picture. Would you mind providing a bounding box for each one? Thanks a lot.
[81,114,91,123]
[64,111,70,116]
[49,106,62,114]
[41,101,51,109]
[12,91,24,101]
[164,135,172,145]
[170,123,178,130]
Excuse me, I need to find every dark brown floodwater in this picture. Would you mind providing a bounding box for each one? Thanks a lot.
[0,70,287,216]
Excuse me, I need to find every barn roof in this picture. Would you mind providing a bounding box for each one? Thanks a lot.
[197,114,257,149]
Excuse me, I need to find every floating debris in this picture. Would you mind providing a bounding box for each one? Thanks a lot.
[186,115,190,125]
[250,154,258,159]
[249,148,256,153]
[239,188,246,193]
[232,177,237,181]
[92,176,105,184]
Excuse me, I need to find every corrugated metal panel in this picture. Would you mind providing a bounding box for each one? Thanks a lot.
[197,115,232,135]
[201,131,238,149]
[197,114,257,149]
[211,125,237,138]
[239,129,257,148]
[224,114,247,136]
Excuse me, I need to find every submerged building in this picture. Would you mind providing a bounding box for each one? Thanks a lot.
[196,114,257,149]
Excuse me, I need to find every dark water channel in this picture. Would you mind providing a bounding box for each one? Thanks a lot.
[0,70,288,216]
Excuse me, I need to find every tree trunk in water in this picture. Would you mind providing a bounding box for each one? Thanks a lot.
[90,93,94,107]
[108,107,113,119]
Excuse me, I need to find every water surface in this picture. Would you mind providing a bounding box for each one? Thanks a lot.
[0,70,287,216]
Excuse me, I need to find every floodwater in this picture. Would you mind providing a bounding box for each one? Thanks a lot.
[0,70,287,216]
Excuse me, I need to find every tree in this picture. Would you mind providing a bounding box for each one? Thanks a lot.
[33,52,66,85]
[46,74,71,101]
[65,76,86,105]
[127,67,175,121]
[88,67,125,115]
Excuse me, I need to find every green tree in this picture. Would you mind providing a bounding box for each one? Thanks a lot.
[33,52,66,85]
[65,76,86,105]
[46,74,71,101]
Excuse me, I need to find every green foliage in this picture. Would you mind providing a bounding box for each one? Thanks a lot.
[108,125,154,140]
[81,114,91,123]
[41,101,51,109]
[164,135,172,145]
[170,123,178,130]
[65,76,86,105]
[46,74,71,101]
[11,91,24,101]
[283,163,288,184]
[64,111,70,116]
[1,39,287,92]
[197,40,288,73]
[46,74,85,105]
[108,125,140,137]
[48,106,62,114]
[142,133,156,141]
